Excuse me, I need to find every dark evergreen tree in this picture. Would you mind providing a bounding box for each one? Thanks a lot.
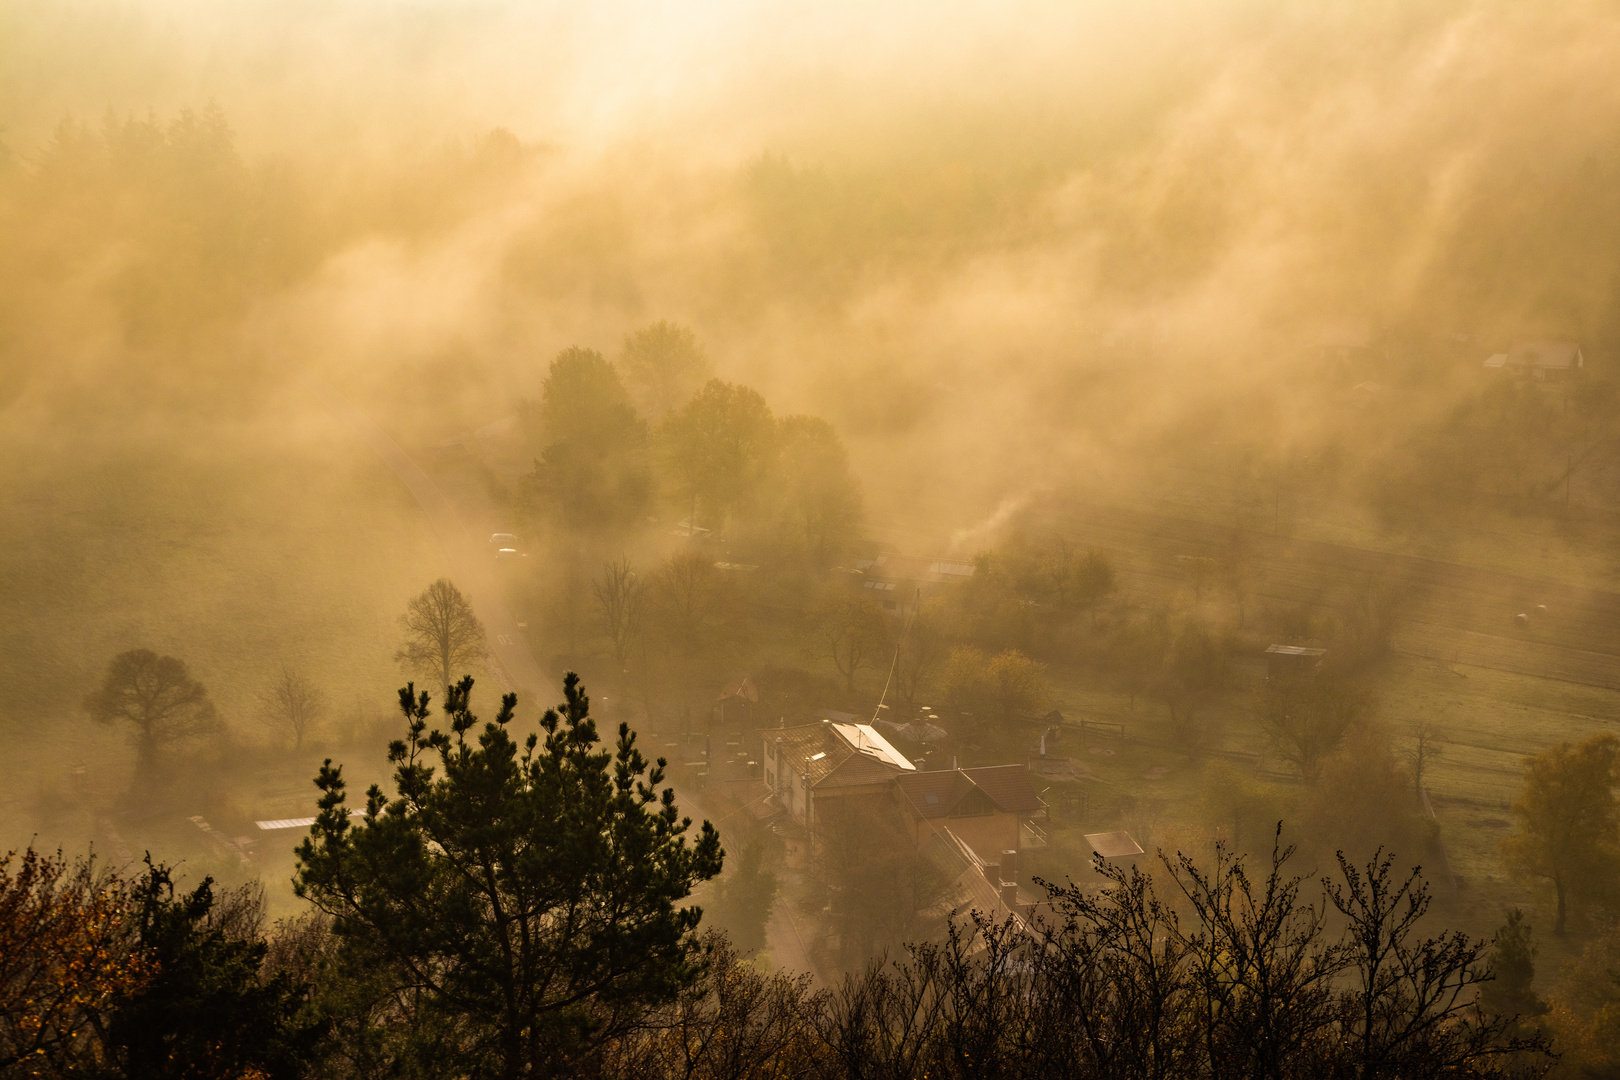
[526,347,651,536]
[106,859,318,1080]
[707,834,779,956]
[1480,909,1550,1022]
[294,673,723,1079]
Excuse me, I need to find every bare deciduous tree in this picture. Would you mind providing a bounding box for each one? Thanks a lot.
[395,579,488,693]
[649,551,726,652]
[1257,672,1367,783]
[1404,719,1446,800]
[83,649,221,781]
[815,590,892,693]
[893,602,946,720]
[594,557,646,671]
[258,664,326,752]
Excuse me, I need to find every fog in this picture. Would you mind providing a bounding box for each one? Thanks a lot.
[9,2,1620,523]
[4,0,1620,1057]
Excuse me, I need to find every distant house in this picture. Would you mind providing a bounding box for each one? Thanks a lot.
[1485,341,1584,381]
[892,764,1049,856]
[853,554,976,614]
[761,720,916,831]
[715,677,759,726]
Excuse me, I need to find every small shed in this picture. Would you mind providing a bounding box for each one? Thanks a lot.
[1084,831,1145,860]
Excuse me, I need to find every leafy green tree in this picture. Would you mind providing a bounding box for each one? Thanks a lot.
[658,379,776,534]
[1156,620,1229,748]
[986,648,1055,722]
[816,800,950,967]
[619,321,712,420]
[107,859,318,1080]
[84,649,221,783]
[943,646,1054,726]
[706,833,778,956]
[294,674,723,1077]
[1502,733,1620,935]
[1479,909,1549,1023]
[1302,724,1427,866]
[767,415,863,568]
[1256,671,1367,783]
[815,590,892,693]
[1005,537,1116,614]
[943,645,993,717]
[526,347,651,535]
[1109,611,1171,710]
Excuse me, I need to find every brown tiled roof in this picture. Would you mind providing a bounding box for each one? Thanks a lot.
[961,765,1045,815]
[763,724,852,786]
[816,755,896,790]
[894,771,979,818]
[763,722,913,789]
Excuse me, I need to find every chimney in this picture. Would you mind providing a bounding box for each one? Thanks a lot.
[1001,849,1019,880]
[999,881,1019,909]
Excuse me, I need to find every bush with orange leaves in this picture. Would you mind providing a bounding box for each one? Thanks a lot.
[0,848,152,1077]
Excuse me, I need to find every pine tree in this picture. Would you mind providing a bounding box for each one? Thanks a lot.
[294,673,723,1077]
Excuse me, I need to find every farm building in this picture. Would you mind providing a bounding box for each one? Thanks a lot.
[1484,340,1584,381]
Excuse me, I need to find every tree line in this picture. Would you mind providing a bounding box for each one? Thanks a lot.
[520,329,863,573]
[1,671,1568,1079]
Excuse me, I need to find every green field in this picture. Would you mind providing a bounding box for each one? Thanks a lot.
[0,398,447,909]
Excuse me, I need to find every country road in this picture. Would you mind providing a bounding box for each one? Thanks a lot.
[311,380,549,702]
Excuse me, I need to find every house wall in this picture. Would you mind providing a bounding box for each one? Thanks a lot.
[947,812,1020,860]
[763,736,808,823]
[811,785,893,825]
[900,807,1019,859]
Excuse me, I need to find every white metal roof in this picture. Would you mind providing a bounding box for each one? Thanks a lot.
[256,810,364,831]
[831,722,917,771]
[1265,644,1326,657]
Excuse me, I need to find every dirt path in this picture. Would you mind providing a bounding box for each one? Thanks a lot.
[311,380,549,701]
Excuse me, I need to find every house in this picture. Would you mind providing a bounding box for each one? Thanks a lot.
[922,827,1037,926]
[892,764,1049,856]
[761,720,916,832]
[853,554,976,614]
[1484,341,1584,381]
[715,677,758,726]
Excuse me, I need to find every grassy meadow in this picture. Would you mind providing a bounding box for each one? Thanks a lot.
[0,396,447,911]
